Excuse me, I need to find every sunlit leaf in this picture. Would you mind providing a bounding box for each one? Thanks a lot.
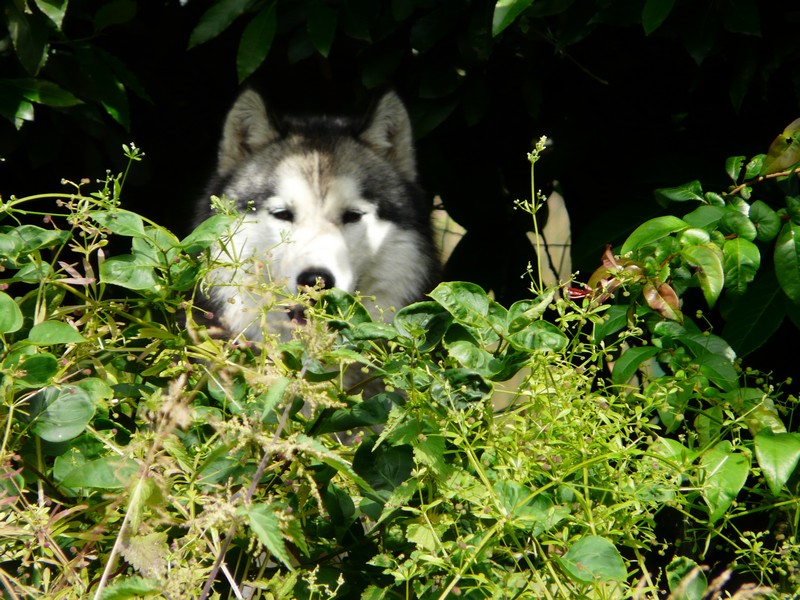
[774,222,800,303]
[557,535,628,584]
[754,430,800,496]
[722,237,760,295]
[666,556,707,600]
[621,216,688,255]
[30,386,95,442]
[700,441,749,523]
[29,320,85,345]
[761,117,800,175]
[492,0,534,37]
[654,181,704,205]
[0,291,24,333]
[681,242,725,307]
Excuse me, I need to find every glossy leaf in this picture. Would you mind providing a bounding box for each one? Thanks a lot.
[621,216,688,255]
[774,222,800,303]
[89,209,146,238]
[30,386,95,442]
[237,3,277,83]
[642,0,675,35]
[681,243,725,307]
[643,282,682,321]
[754,430,800,496]
[654,181,704,205]
[696,352,738,392]
[6,1,48,75]
[611,346,660,387]
[100,254,159,291]
[725,156,745,183]
[430,281,506,344]
[181,215,236,253]
[34,0,69,28]
[722,270,785,357]
[1,77,81,107]
[189,0,254,48]
[750,200,781,242]
[14,224,70,251]
[761,117,800,175]
[0,292,24,333]
[744,154,765,179]
[682,205,726,230]
[700,441,749,523]
[506,320,568,352]
[720,210,757,241]
[17,353,59,388]
[492,0,534,37]
[722,237,760,294]
[557,535,628,584]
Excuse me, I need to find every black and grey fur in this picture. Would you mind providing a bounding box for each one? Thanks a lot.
[197,90,439,340]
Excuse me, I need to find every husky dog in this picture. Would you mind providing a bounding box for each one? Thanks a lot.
[196,90,439,340]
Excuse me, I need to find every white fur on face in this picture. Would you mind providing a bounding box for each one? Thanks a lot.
[208,153,424,340]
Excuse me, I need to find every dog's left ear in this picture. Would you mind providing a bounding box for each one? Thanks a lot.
[360,92,417,181]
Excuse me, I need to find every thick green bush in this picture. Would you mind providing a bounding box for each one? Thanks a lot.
[1,141,798,599]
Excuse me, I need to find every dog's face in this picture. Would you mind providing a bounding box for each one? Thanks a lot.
[203,91,438,340]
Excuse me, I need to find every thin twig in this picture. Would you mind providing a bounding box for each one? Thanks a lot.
[726,165,800,197]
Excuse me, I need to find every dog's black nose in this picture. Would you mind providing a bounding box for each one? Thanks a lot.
[296,268,335,290]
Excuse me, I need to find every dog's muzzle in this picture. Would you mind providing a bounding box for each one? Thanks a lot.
[288,268,335,325]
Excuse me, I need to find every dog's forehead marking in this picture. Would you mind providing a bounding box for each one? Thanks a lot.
[274,151,367,213]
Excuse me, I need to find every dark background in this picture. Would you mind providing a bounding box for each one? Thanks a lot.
[2,0,799,373]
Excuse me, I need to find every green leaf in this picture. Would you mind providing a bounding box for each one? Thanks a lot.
[0,292,24,334]
[744,154,765,179]
[353,439,414,498]
[28,321,85,345]
[0,78,82,107]
[237,3,277,83]
[722,238,760,295]
[506,320,568,353]
[774,222,800,303]
[34,0,69,28]
[14,224,70,252]
[507,289,556,331]
[696,352,738,392]
[725,156,746,183]
[681,242,725,307]
[700,440,749,523]
[100,255,159,291]
[750,200,781,242]
[492,0,534,37]
[611,346,660,387]
[30,386,95,442]
[17,353,59,388]
[642,0,676,35]
[495,481,568,534]
[430,368,492,408]
[788,196,800,225]
[239,503,295,570]
[307,0,337,57]
[394,301,452,352]
[89,209,146,237]
[188,0,255,48]
[761,118,800,175]
[682,205,726,230]
[754,430,800,496]
[556,535,628,584]
[621,216,688,255]
[720,209,757,241]
[99,576,161,600]
[6,1,49,75]
[654,181,704,205]
[666,556,708,600]
[429,281,506,344]
[59,456,138,488]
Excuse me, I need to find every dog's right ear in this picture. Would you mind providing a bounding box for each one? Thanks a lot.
[217,90,282,176]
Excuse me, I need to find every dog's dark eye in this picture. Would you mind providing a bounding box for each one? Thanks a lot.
[342,210,364,224]
[270,208,294,222]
